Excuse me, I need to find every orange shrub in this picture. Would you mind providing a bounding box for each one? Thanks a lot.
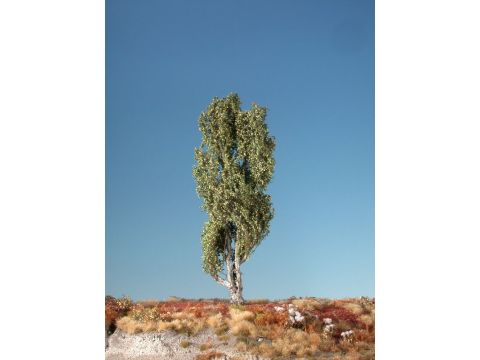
[254,310,289,327]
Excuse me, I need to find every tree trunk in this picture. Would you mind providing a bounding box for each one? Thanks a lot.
[229,266,244,304]
[214,224,245,304]
[230,286,244,304]
[234,242,243,301]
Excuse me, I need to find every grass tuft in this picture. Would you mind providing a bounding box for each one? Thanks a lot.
[180,340,191,348]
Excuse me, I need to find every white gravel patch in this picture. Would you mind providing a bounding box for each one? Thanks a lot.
[105,329,266,360]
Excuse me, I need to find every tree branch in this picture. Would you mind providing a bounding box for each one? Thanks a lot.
[213,274,230,288]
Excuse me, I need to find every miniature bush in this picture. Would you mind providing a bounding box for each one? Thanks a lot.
[179,340,191,348]
[199,342,213,351]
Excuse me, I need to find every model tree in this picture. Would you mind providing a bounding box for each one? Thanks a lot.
[193,93,275,304]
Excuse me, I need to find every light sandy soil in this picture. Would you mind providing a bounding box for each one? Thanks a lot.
[105,328,264,360]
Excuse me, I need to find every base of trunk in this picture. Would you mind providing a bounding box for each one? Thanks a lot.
[229,290,244,304]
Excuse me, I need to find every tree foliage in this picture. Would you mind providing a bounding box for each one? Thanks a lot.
[193,93,275,302]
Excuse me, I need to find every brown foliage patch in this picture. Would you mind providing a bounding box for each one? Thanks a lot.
[196,351,225,360]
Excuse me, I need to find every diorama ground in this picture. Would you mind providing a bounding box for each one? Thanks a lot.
[105,296,375,360]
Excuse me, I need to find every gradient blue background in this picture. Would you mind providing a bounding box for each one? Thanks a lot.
[106,0,374,300]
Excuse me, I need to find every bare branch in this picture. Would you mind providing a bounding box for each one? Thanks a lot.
[213,274,230,288]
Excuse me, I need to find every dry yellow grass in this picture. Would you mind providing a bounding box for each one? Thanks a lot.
[117,317,159,334]
[156,321,171,331]
[227,308,257,337]
[116,314,205,335]
[245,299,269,304]
[174,318,205,334]
[172,311,195,321]
[235,341,248,352]
[359,313,374,327]
[229,357,243,360]
[343,349,363,360]
[195,351,226,360]
[116,316,142,334]
[262,324,284,339]
[217,334,229,342]
[291,298,321,310]
[250,329,321,358]
[206,313,224,328]
[143,321,157,332]
[318,339,335,352]
[229,320,257,337]
[341,302,364,315]
[207,313,228,336]
[117,317,168,334]
[137,299,161,308]
[229,308,255,322]
[256,342,276,358]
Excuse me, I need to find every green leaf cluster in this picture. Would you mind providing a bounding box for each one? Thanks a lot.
[193,93,275,276]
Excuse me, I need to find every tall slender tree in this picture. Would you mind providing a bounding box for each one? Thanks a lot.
[193,93,275,304]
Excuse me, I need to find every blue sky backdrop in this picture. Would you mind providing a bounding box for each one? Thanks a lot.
[106,0,374,300]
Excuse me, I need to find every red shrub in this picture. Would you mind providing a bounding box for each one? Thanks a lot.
[311,305,359,325]
[192,307,204,318]
[105,307,119,328]
[105,296,132,329]
[217,304,230,316]
[150,300,230,319]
